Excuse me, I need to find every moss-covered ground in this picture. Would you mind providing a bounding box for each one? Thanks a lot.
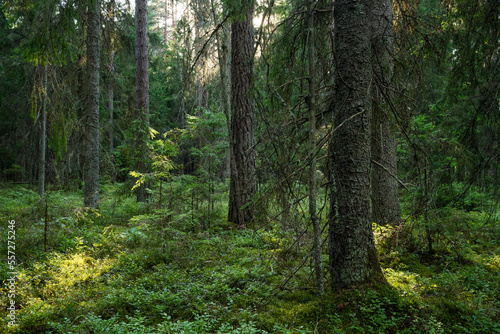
[0,183,498,333]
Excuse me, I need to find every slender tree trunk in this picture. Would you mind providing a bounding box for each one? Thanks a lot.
[194,0,208,174]
[83,0,101,208]
[38,63,48,196]
[167,0,174,43]
[307,0,324,296]
[108,50,114,153]
[108,0,115,154]
[220,23,232,180]
[194,0,208,110]
[228,0,256,227]
[135,0,150,202]
[44,198,48,251]
[370,0,401,226]
[172,0,176,29]
[329,0,384,290]
[211,0,231,179]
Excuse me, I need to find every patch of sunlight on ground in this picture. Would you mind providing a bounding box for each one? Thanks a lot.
[384,268,421,297]
[18,252,113,299]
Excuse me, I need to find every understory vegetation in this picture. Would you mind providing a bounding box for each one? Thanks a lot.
[1,182,498,333]
[1,0,499,332]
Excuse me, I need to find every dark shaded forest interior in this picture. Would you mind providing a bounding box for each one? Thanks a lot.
[0,0,499,333]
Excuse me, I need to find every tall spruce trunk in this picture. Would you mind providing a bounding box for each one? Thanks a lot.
[370,0,401,226]
[135,0,150,202]
[329,0,383,290]
[228,0,256,226]
[307,0,324,296]
[83,0,100,208]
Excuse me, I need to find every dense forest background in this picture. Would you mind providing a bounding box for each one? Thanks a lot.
[0,0,499,333]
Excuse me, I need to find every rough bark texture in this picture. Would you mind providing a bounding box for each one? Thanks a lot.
[307,0,324,296]
[228,0,256,226]
[135,0,150,202]
[83,0,100,208]
[329,0,383,290]
[370,0,401,226]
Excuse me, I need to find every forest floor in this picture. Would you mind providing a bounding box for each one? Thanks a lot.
[0,183,499,333]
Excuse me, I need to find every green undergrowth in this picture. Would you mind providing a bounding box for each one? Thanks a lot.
[0,184,499,333]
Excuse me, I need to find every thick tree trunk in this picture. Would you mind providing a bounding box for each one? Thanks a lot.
[370,0,401,226]
[38,63,48,196]
[135,0,150,202]
[329,0,383,290]
[307,0,324,296]
[228,0,256,226]
[83,0,100,208]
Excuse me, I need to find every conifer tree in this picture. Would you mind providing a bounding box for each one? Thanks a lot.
[329,0,384,290]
